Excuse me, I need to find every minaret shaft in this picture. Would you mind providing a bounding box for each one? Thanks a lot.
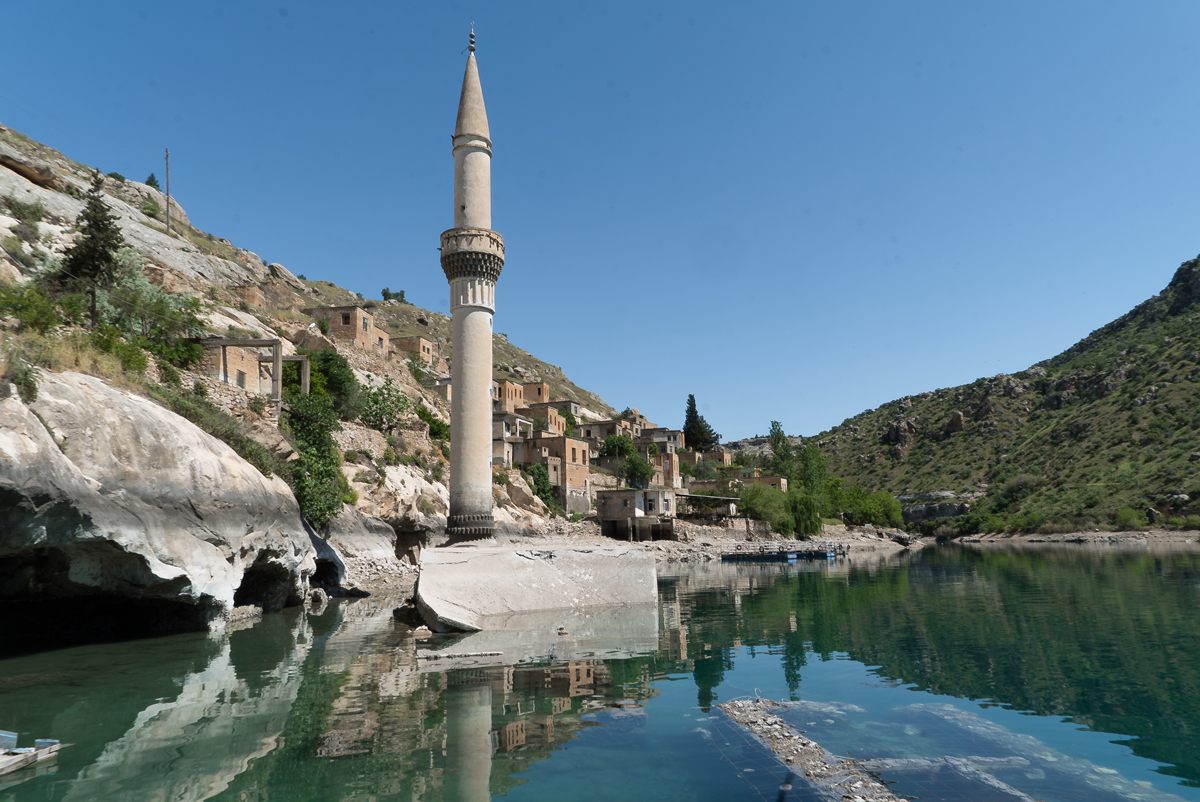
[442,47,503,542]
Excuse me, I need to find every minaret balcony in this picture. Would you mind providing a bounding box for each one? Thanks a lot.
[440,227,505,283]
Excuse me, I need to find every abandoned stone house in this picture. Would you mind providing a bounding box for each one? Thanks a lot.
[701,446,733,466]
[750,475,789,493]
[394,334,436,366]
[201,344,268,393]
[492,379,526,414]
[596,488,677,540]
[302,305,391,355]
[525,433,592,513]
[578,417,638,443]
[518,403,566,436]
[492,410,533,468]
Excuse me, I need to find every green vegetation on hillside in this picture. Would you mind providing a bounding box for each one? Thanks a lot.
[804,256,1200,534]
[732,420,902,537]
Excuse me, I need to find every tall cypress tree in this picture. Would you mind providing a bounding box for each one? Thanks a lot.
[683,393,720,452]
[61,171,125,328]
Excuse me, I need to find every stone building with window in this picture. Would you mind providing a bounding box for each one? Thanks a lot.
[302,305,391,355]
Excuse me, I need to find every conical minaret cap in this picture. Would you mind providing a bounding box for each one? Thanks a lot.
[454,52,491,140]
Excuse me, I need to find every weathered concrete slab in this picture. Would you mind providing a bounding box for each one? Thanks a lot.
[415,544,657,631]
[415,604,659,670]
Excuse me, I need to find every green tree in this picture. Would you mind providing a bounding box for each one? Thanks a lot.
[600,434,637,459]
[768,420,795,478]
[359,378,410,435]
[796,443,827,496]
[562,408,578,437]
[787,490,822,537]
[144,173,160,190]
[683,394,719,452]
[624,453,655,488]
[59,172,126,327]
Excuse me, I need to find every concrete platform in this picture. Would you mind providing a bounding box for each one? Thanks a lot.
[415,544,658,632]
[415,604,659,670]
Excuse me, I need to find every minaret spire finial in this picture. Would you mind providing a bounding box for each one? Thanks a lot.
[468,25,475,53]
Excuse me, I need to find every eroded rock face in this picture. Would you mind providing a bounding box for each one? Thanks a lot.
[0,372,314,648]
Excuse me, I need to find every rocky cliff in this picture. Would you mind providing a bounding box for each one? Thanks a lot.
[0,371,314,650]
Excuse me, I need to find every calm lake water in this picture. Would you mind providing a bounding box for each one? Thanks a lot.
[2,545,1199,801]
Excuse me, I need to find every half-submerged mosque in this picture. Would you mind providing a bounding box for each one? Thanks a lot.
[441,30,504,543]
[416,32,657,633]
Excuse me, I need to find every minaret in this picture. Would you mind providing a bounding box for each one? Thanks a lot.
[441,30,504,542]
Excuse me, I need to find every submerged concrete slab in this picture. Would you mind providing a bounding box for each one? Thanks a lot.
[415,544,657,632]
[415,604,659,671]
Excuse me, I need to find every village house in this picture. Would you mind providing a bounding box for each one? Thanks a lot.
[518,403,566,435]
[493,379,525,414]
[596,488,677,540]
[578,417,638,443]
[302,305,391,356]
[639,427,686,453]
[701,446,734,466]
[201,343,268,393]
[492,411,533,468]
[749,475,789,493]
[523,433,592,513]
[521,381,550,403]
[394,334,436,367]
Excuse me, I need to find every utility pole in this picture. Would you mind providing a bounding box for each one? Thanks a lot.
[164,147,172,236]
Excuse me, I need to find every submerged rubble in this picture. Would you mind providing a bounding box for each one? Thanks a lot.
[717,697,906,801]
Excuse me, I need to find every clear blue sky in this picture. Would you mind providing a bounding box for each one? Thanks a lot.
[4,2,1199,439]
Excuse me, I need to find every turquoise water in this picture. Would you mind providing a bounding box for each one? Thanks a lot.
[2,545,1199,800]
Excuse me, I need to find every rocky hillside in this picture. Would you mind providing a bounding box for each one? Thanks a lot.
[0,122,612,416]
[754,258,1200,530]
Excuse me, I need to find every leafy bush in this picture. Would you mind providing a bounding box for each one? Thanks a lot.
[382,446,399,466]
[301,348,361,419]
[1113,506,1145,531]
[106,172,126,182]
[283,391,344,528]
[526,463,558,509]
[2,352,40,403]
[359,378,410,434]
[247,394,266,415]
[1,236,40,270]
[2,195,46,225]
[739,484,794,535]
[140,198,161,219]
[0,283,58,333]
[157,361,181,387]
[417,404,449,441]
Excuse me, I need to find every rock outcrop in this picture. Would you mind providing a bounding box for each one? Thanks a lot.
[0,371,314,648]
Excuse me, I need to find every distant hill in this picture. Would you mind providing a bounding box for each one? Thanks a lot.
[733,258,1200,531]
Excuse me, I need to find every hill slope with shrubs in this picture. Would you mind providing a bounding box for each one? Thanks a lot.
[803,257,1200,533]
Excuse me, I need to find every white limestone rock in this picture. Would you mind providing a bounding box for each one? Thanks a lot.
[0,371,314,623]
